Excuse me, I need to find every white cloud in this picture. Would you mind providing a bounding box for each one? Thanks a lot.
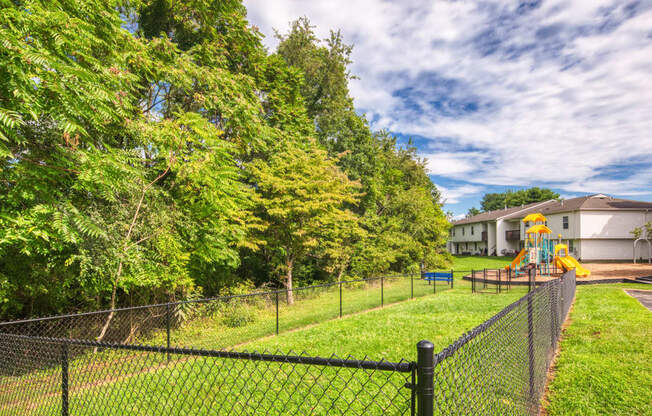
[244,0,652,197]
[436,184,483,205]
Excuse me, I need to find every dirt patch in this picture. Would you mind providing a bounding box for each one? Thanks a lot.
[582,262,652,280]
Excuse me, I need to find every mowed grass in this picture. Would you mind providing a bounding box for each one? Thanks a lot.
[246,282,528,361]
[545,284,652,416]
[161,274,462,350]
[450,255,513,271]
[65,284,528,415]
[154,255,508,350]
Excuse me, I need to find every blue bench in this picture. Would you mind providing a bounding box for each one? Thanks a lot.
[422,272,453,283]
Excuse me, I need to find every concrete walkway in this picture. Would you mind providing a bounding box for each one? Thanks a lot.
[626,289,652,312]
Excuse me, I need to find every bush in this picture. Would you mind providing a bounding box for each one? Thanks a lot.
[221,302,257,328]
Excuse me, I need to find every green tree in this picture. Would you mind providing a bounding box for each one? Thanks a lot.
[467,207,481,217]
[276,19,449,277]
[480,187,559,212]
[0,0,262,318]
[249,140,361,303]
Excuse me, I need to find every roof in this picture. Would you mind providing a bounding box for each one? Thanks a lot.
[501,194,652,220]
[453,194,652,225]
[452,200,551,225]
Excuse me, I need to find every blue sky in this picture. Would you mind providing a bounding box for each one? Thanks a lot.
[244,0,652,218]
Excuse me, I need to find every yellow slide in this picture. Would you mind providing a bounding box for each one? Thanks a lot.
[555,255,591,277]
[506,248,527,270]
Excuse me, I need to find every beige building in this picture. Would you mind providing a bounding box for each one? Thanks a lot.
[448,194,652,261]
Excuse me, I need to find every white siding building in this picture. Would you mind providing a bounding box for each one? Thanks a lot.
[448,194,652,261]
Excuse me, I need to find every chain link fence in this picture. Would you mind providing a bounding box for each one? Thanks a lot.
[0,270,575,415]
[0,332,414,415]
[470,268,513,294]
[0,275,419,350]
[422,269,576,415]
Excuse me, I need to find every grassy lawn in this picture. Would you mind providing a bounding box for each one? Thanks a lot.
[154,255,506,350]
[246,283,528,361]
[450,255,513,271]
[545,284,652,416]
[161,274,460,350]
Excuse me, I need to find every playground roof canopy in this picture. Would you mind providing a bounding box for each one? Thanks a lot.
[526,224,552,234]
[522,213,546,223]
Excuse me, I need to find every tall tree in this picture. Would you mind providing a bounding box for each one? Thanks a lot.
[249,140,361,303]
[275,19,449,277]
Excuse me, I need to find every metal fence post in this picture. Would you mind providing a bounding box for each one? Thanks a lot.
[496,269,500,294]
[416,340,435,416]
[450,269,454,289]
[433,274,436,294]
[411,274,414,299]
[471,269,475,293]
[550,283,558,349]
[339,281,343,318]
[275,291,279,335]
[527,295,536,406]
[508,267,512,290]
[165,303,171,362]
[381,276,384,307]
[60,342,69,416]
[483,268,487,290]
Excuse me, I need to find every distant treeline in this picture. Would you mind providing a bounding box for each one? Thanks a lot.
[466,188,560,217]
[0,2,449,319]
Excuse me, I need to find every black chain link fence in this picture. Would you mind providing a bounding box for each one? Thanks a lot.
[0,270,575,415]
[0,332,414,415]
[422,269,576,415]
[470,268,513,294]
[0,273,469,351]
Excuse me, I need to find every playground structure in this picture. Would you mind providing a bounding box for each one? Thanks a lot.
[506,213,590,278]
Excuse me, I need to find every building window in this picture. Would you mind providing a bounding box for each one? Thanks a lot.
[474,242,477,250]
[471,226,474,235]
[452,228,455,237]
[563,216,569,230]
[462,227,465,236]
[569,239,574,253]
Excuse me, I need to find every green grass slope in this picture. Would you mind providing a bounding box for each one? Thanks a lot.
[545,284,652,416]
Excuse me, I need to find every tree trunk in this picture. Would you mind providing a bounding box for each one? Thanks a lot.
[96,261,121,343]
[286,258,294,305]
[336,267,344,283]
[96,166,170,343]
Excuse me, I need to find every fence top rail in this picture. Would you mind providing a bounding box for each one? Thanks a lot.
[0,332,414,373]
[0,273,418,327]
[433,270,572,364]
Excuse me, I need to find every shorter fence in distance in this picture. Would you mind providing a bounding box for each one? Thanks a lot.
[470,268,512,294]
